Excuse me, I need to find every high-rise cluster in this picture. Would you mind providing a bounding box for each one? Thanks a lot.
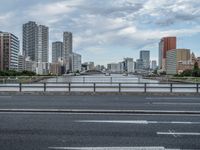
[106,50,154,73]
[0,21,82,75]
[159,36,200,75]
[51,32,81,74]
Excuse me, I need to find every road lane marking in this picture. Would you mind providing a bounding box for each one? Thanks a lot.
[169,130,178,138]
[152,102,200,106]
[48,147,166,150]
[0,112,200,116]
[146,97,200,100]
[0,109,200,115]
[76,120,200,125]
[157,132,200,136]
[77,120,149,124]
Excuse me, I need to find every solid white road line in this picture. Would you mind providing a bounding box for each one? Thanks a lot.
[146,97,200,100]
[0,111,200,116]
[157,132,200,136]
[77,120,149,124]
[1,108,200,114]
[76,120,200,125]
[48,147,166,150]
[152,102,200,105]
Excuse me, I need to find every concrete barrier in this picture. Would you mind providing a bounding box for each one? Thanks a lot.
[0,91,199,96]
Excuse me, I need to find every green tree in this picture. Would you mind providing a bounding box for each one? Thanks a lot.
[192,62,200,77]
[182,69,192,77]
[194,62,199,70]
[153,69,158,75]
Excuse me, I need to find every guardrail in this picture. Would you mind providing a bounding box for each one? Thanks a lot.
[0,82,199,93]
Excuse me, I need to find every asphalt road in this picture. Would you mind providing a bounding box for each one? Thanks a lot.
[0,95,200,150]
[0,95,200,111]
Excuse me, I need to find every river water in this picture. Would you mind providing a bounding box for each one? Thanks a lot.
[42,74,158,83]
[0,74,198,93]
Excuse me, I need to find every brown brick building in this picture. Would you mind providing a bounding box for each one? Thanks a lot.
[159,37,176,71]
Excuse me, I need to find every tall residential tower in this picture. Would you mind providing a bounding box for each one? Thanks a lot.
[52,41,63,63]
[63,32,72,58]
[63,32,73,72]
[0,32,19,71]
[140,50,150,70]
[23,21,49,63]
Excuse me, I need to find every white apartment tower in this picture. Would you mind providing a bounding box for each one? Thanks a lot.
[0,32,19,71]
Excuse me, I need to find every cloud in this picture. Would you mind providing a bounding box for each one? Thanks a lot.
[0,12,14,25]
[1,0,200,64]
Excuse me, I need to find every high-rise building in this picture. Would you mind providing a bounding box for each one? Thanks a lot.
[23,21,49,63]
[23,21,37,61]
[63,32,73,72]
[159,37,176,71]
[140,50,150,69]
[0,32,19,71]
[166,49,191,75]
[52,41,63,63]
[63,32,72,58]
[37,25,49,62]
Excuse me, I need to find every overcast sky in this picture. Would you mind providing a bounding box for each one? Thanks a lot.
[1,0,200,65]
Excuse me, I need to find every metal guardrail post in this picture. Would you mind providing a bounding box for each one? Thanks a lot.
[197,83,199,93]
[94,83,96,92]
[68,83,71,92]
[144,83,147,93]
[110,77,112,84]
[19,83,22,92]
[119,83,121,92]
[44,83,46,92]
[170,83,173,93]
[83,77,85,83]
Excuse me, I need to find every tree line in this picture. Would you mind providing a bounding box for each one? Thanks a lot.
[175,62,200,77]
[0,70,36,76]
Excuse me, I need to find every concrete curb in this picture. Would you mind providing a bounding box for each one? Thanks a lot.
[0,91,199,96]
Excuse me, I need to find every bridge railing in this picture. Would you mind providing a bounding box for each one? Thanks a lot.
[0,82,199,93]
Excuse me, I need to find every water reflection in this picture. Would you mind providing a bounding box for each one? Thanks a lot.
[42,74,158,83]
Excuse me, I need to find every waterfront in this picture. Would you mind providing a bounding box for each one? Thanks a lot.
[0,74,199,93]
[42,74,158,83]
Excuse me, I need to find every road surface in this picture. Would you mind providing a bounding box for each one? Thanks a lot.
[0,95,199,150]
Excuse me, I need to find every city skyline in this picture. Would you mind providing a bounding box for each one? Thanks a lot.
[1,0,200,65]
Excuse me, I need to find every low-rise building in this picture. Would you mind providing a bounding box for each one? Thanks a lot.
[135,59,143,70]
[107,63,119,73]
[35,62,50,75]
[18,55,25,72]
[166,49,191,75]
[50,63,62,75]
[124,58,134,73]
[25,57,36,72]
[151,60,157,70]
[71,53,81,72]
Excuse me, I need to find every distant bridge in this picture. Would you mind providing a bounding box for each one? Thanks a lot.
[81,70,105,75]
